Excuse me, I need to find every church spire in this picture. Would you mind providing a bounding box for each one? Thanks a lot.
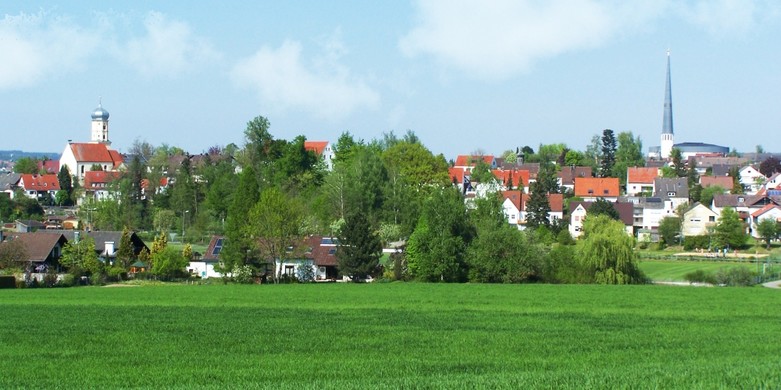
[662,50,673,135]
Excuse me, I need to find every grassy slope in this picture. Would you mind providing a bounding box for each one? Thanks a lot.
[1,284,779,388]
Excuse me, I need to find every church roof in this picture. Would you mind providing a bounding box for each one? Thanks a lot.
[67,143,123,165]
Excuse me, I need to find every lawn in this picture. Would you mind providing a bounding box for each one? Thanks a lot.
[1,283,779,388]
[638,260,763,282]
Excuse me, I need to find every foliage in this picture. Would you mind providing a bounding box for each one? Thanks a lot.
[525,180,551,229]
[613,131,644,185]
[60,236,102,283]
[151,247,189,280]
[683,235,710,251]
[729,166,743,194]
[220,165,260,273]
[713,207,748,250]
[577,214,644,284]
[657,216,681,247]
[599,129,616,178]
[407,187,473,282]
[670,147,686,177]
[588,198,619,220]
[713,267,756,286]
[153,209,177,233]
[337,210,382,281]
[0,239,28,270]
[699,185,725,207]
[232,265,255,284]
[245,187,303,283]
[755,218,779,249]
[758,156,781,178]
[115,227,135,269]
[57,165,73,206]
[12,157,39,174]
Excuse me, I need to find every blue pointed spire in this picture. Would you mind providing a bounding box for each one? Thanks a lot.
[662,50,673,135]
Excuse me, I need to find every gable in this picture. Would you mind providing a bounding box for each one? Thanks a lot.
[627,167,658,184]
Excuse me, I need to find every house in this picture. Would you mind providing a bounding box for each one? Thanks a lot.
[0,172,21,199]
[765,173,781,191]
[558,166,592,192]
[501,190,522,228]
[626,167,658,196]
[682,203,719,237]
[749,205,781,238]
[712,194,781,222]
[653,177,689,210]
[638,197,677,231]
[700,176,733,191]
[60,142,124,183]
[574,177,620,202]
[141,177,170,199]
[15,219,46,232]
[304,141,335,171]
[37,160,60,174]
[18,174,60,200]
[568,201,634,238]
[47,230,149,263]
[453,155,496,171]
[83,171,122,202]
[492,169,530,192]
[738,165,766,194]
[523,193,565,225]
[449,167,472,194]
[0,232,68,273]
[189,235,224,278]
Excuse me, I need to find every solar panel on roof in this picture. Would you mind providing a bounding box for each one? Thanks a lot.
[212,238,223,256]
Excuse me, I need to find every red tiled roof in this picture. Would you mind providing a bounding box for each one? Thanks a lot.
[37,160,60,174]
[68,143,120,164]
[449,167,466,184]
[627,167,658,184]
[19,174,60,191]
[574,177,620,197]
[752,204,781,218]
[520,193,564,212]
[304,141,329,155]
[700,176,734,190]
[108,150,124,168]
[83,171,121,189]
[501,190,522,210]
[492,169,529,188]
[454,155,494,167]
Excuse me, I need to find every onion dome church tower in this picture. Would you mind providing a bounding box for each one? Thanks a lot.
[90,99,111,145]
[660,51,674,159]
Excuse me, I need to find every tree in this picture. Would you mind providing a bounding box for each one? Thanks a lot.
[0,239,28,270]
[699,185,725,207]
[599,129,616,177]
[115,227,135,269]
[60,236,102,282]
[577,214,644,284]
[57,166,73,206]
[713,207,748,250]
[613,132,644,184]
[759,157,781,178]
[220,165,260,273]
[337,210,382,281]
[670,148,686,177]
[407,187,473,282]
[588,198,619,221]
[245,187,303,283]
[151,247,188,280]
[525,180,551,229]
[13,157,38,174]
[756,218,779,249]
[729,166,744,194]
[658,216,682,247]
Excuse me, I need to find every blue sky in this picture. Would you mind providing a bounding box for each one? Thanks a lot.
[2,1,780,158]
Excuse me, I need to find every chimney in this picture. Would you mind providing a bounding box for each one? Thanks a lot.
[105,241,115,256]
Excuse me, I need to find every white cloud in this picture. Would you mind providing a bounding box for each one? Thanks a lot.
[231,39,379,120]
[0,12,100,89]
[115,12,219,78]
[676,0,776,36]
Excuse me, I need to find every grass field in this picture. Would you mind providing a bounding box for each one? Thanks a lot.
[1,284,779,388]
[638,260,760,282]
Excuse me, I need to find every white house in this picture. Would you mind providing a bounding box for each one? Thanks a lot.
[303,141,335,171]
[626,167,658,196]
[750,205,781,238]
[568,201,634,238]
[682,203,719,236]
[739,165,766,194]
[18,174,60,200]
[501,190,522,229]
[59,102,123,183]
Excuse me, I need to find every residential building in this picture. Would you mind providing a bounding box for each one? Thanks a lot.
[574,177,620,202]
[682,203,718,237]
[304,141,335,171]
[626,167,658,196]
[18,174,60,200]
[568,201,634,238]
[750,205,781,238]
[653,177,689,210]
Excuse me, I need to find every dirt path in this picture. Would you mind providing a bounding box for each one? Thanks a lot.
[674,252,769,259]
[762,280,781,289]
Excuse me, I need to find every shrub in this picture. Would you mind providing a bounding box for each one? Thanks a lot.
[684,269,716,284]
[42,272,58,288]
[57,274,75,287]
[0,275,15,289]
[683,235,710,251]
[714,267,756,287]
[232,265,255,284]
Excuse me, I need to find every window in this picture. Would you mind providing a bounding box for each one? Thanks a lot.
[284,265,294,276]
[588,189,594,194]
[667,191,676,196]
[708,216,716,222]
[328,248,336,255]
[603,189,609,195]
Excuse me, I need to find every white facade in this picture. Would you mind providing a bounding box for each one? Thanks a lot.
[641,200,677,230]
[501,198,522,229]
[188,260,222,279]
[739,166,766,194]
[660,133,674,160]
[682,204,719,236]
[750,207,781,238]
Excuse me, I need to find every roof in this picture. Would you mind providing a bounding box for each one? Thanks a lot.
[700,176,733,190]
[713,194,781,208]
[84,171,122,189]
[627,167,658,184]
[653,178,689,199]
[44,230,148,255]
[492,169,529,188]
[501,190,522,211]
[547,193,564,212]
[454,155,494,167]
[37,160,60,174]
[19,174,60,191]
[751,204,781,218]
[558,166,592,185]
[0,173,21,191]
[449,167,466,184]
[304,141,330,155]
[68,143,123,164]
[574,177,620,197]
[569,201,634,226]
[202,235,224,261]
[2,232,67,262]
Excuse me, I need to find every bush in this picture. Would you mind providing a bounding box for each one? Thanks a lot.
[683,235,710,251]
[232,265,255,284]
[683,269,716,284]
[0,275,16,289]
[714,267,756,287]
[57,274,75,287]
[42,272,58,288]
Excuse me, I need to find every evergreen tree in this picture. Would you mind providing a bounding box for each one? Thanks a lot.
[220,165,260,274]
[670,148,686,177]
[588,198,620,221]
[115,227,135,269]
[599,129,617,177]
[337,210,382,281]
[57,166,73,206]
[525,180,551,229]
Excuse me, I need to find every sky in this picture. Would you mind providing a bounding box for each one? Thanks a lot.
[2,0,780,159]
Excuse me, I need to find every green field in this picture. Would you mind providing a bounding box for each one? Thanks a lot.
[1,284,779,388]
[638,260,762,282]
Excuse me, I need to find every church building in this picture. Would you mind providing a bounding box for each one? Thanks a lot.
[60,101,124,184]
[648,52,728,160]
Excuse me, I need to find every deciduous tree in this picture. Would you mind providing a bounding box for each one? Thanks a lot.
[713,207,748,250]
[246,187,303,283]
[756,218,779,249]
[577,214,644,284]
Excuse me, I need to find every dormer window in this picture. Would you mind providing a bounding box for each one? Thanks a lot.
[667,191,675,196]
[603,189,609,195]
[738,196,745,203]
[588,189,594,194]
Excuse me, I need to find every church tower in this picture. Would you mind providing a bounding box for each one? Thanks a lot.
[90,99,111,145]
[660,51,674,159]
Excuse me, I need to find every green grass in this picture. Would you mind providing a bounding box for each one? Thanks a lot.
[1,284,780,388]
[639,260,760,282]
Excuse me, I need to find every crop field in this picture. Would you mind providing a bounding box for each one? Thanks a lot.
[1,283,779,388]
